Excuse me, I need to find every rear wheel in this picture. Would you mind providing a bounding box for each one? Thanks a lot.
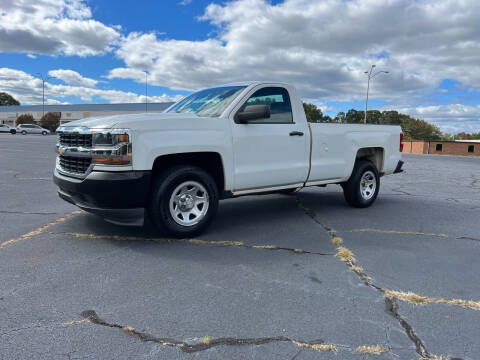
[149,166,219,238]
[21,130,27,135]
[342,160,380,208]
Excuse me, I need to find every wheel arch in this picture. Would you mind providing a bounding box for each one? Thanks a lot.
[355,147,384,172]
[151,152,226,194]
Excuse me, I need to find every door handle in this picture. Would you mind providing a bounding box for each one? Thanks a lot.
[289,131,304,136]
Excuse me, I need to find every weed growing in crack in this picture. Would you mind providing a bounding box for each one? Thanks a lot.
[385,290,480,311]
[332,237,343,246]
[335,246,356,264]
[291,341,337,352]
[356,345,389,354]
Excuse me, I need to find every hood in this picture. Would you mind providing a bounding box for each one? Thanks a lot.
[59,112,202,130]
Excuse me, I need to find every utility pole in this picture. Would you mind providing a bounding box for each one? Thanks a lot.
[144,70,148,112]
[35,73,55,118]
[364,65,388,124]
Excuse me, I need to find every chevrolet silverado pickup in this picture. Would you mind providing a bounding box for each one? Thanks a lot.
[54,81,404,237]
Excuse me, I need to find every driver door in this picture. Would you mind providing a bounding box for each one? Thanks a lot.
[231,86,309,192]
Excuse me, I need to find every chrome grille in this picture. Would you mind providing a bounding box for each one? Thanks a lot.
[59,155,91,174]
[59,133,92,147]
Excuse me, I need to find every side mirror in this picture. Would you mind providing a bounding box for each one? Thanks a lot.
[235,105,270,123]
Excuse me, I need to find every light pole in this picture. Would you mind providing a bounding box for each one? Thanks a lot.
[364,65,388,124]
[144,70,148,112]
[35,73,55,118]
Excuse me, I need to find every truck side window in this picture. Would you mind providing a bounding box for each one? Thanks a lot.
[243,87,293,123]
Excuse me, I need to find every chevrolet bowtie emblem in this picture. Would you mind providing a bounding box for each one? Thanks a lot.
[58,147,66,155]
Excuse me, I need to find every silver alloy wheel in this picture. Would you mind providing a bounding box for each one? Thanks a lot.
[360,170,376,200]
[169,181,209,227]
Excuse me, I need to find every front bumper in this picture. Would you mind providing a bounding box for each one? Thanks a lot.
[53,168,151,226]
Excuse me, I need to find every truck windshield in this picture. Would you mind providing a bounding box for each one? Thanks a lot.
[166,86,246,117]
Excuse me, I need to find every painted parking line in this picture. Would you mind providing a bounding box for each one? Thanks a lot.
[0,210,82,250]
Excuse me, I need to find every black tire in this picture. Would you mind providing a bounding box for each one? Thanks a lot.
[42,131,47,136]
[149,166,219,238]
[342,160,380,208]
[21,130,27,135]
[10,129,16,134]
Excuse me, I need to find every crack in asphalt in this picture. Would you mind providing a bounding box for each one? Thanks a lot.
[70,310,396,356]
[384,297,430,359]
[0,210,60,215]
[1,323,57,337]
[13,173,51,181]
[75,310,338,354]
[456,236,480,243]
[67,311,405,356]
[390,186,414,196]
[50,231,334,256]
[295,195,464,360]
[350,228,448,238]
[470,174,480,189]
[0,211,83,250]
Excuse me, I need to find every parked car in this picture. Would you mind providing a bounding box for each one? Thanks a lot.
[54,81,403,237]
[17,124,51,135]
[0,124,16,134]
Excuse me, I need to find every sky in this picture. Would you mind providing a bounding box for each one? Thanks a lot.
[0,0,479,134]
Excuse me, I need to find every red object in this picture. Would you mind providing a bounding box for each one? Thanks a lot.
[400,132,404,152]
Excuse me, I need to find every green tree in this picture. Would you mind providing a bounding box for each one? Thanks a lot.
[365,110,382,124]
[454,132,480,140]
[400,115,442,140]
[380,110,401,125]
[0,92,20,106]
[303,103,323,123]
[39,112,61,132]
[302,103,334,123]
[441,133,454,141]
[16,113,35,125]
[334,111,346,123]
[345,109,364,123]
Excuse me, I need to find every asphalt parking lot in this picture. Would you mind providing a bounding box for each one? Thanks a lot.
[1,134,479,360]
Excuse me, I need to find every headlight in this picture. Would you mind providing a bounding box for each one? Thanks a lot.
[91,129,132,166]
[92,132,130,146]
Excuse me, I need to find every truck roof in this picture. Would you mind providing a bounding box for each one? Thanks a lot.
[204,81,292,89]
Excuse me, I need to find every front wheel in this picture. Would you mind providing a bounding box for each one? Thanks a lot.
[149,166,219,238]
[342,160,380,208]
[42,131,48,136]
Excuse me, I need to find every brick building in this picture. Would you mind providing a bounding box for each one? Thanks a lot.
[403,140,480,157]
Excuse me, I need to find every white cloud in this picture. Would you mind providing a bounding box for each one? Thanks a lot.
[46,98,71,105]
[179,0,193,5]
[107,68,147,83]
[0,0,120,56]
[394,104,480,134]
[49,69,98,88]
[2,0,479,133]
[109,0,480,102]
[0,67,181,105]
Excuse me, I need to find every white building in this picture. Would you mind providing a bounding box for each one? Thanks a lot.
[0,102,173,126]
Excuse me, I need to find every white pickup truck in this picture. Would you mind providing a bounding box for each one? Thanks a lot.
[54,81,403,237]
